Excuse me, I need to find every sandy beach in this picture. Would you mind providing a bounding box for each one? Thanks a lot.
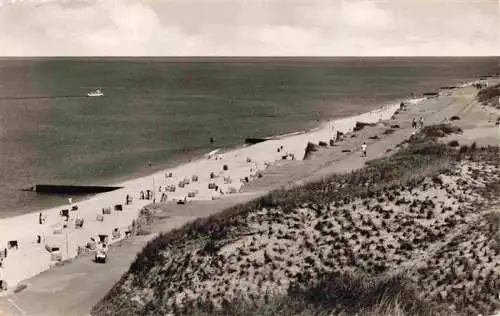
[0,77,498,316]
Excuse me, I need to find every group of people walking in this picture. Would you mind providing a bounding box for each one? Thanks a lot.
[412,116,424,129]
[360,116,425,158]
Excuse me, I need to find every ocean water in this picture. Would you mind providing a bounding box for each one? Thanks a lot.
[0,57,497,217]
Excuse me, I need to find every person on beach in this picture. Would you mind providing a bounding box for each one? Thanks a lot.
[210,137,214,144]
[336,131,342,142]
[39,212,43,224]
[0,267,4,291]
[148,160,152,168]
[419,116,424,128]
[361,142,367,157]
[412,118,417,129]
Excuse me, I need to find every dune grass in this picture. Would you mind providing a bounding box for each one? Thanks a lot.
[92,124,499,316]
[476,84,500,106]
[185,272,445,316]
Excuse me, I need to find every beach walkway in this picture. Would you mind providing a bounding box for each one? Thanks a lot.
[0,84,495,316]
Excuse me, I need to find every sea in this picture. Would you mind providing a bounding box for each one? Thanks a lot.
[0,57,498,218]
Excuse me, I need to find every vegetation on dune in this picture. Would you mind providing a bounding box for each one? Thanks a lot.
[448,140,460,147]
[418,123,462,139]
[476,84,500,106]
[187,273,443,316]
[484,211,500,252]
[92,124,500,316]
[353,121,376,132]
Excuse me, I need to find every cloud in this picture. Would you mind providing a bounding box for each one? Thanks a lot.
[0,0,497,56]
[340,0,393,30]
[0,0,204,55]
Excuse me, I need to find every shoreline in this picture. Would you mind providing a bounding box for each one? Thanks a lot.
[0,75,476,218]
[2,94,425,217]
[0,77,483,290]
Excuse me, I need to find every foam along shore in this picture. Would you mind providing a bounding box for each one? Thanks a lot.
[118,98,425,203]
[0,93,428,290]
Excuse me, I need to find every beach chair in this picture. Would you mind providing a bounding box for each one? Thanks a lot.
[191,175,198,182]
[86,239,97,250]
[166,185,176,192]
[178,181,185,188]
[71,205,79,211]
[95,247,107,263]
[52,224,63,235]
[51,251,62,262]
[125,194,133,205]
[114,204,123,211]
[75,218,84,229]
[96,214,104,222]
[112,228,121,239]
[98,234,109,244]
[102,207,112,215]
[187,191,196,198]
[208,183,217,189]
[8,240,18,249]
[60,209,70,221]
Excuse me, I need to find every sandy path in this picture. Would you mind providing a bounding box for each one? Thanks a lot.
[0,84,490,316]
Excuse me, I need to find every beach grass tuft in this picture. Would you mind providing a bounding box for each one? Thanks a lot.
[476,83,500,106]
[183,272,443,316]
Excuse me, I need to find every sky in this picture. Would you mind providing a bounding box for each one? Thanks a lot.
[0,0,498,56]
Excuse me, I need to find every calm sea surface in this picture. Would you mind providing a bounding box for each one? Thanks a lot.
[0,57,497,217]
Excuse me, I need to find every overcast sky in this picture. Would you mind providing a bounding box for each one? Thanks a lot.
[0,0,498,56]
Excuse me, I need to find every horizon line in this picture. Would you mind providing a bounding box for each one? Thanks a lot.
[0,55,498,59]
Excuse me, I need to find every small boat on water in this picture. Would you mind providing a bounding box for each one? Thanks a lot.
[87,88,103,97]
